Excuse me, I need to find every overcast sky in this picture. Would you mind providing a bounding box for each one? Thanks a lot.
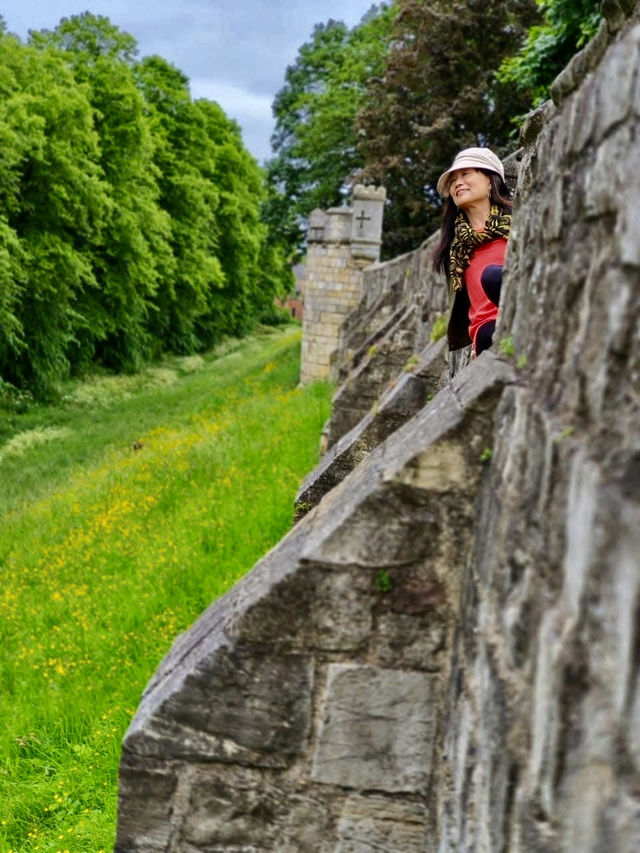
[3,1,379,164]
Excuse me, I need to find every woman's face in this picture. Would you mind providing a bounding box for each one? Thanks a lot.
[448,168,491,209]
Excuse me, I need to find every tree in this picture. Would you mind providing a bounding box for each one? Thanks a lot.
[496,0,603,103]
[356,0,539,255]
[192,98,270,344]
[31,14,174,372]
[134,55,226,352]
[0,31,111,397]
[28,11,138,64]
[265,5,395,257]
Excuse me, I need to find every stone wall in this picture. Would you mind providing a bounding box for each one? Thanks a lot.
[300,186,385,385]
[438,10,640,848]
[116,5,640,850]
[324,235,449,450]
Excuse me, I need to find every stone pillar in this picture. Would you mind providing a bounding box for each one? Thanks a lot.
[300,186,386,384]
[351,184,387,260]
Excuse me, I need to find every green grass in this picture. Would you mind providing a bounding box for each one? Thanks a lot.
[0,327,332,852]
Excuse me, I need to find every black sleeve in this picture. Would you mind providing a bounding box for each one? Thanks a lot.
[447,287,472,351]
[480,264,503,306]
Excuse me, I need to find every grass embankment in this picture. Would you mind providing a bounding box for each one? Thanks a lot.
[0,327,332,852]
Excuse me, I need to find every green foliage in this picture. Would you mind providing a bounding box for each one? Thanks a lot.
[430,314,448,343]
[376,569,392,593]
[265,5,395,256]
[497,0,604,103]
[28,11,139,64]
[38,18,175,374]
[499,335,516,357]
[554,424,575,442]
[259,303,294,327]
[0,15,289,398]
[0,219,25,364]
[0,376,33,413]
[193,98,268,342]
[134,56,224,352]
[0,32,110,397]
[498,335,530,367]
[403,353,420,372]
[0,329,332,851]
[480,447,494,463]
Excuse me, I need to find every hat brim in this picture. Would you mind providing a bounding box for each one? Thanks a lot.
[436,160,502,197]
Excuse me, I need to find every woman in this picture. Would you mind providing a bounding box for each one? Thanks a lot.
[432,147,512,355]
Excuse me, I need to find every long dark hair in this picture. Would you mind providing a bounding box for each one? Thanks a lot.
[432,170,512,277]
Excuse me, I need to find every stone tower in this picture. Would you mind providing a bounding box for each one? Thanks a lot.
[300,184,386,384]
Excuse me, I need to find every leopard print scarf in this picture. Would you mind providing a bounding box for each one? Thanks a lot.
[448,205,511,293]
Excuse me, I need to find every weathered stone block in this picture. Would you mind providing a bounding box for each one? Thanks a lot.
[335,795,428,852]
[326,306,421,445]
[125,648,312,769]
[375,610,447,672]
[351,185,385,262]
[183,772,276,848]
[296,339,448,517]
[325,207,353,243]
[176,765,316,851]
[311,665,438,792]
[225,565,372,653]
[566,84,597,153]
[116,762,178,852]
[520,99,556,147]
[308,208,329,244]
[301,355,512,569]
[592,24,638,140]
[602,0,639,34]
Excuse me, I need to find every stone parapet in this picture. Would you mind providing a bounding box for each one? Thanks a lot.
[116,355,514,852]
[295,338,448,519]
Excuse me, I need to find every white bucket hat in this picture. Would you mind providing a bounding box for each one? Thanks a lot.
[437,147,505,197]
